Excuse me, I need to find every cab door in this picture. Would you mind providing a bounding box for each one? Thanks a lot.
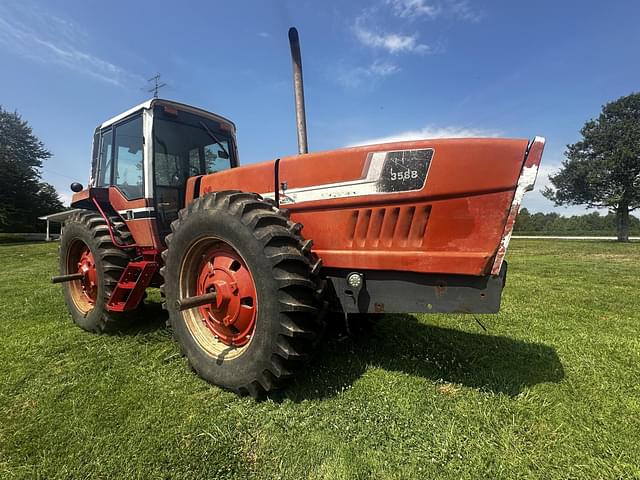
[93,113,159,248]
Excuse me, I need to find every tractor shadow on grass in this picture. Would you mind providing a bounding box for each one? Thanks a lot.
[115,299,170,339]
[284,314,565,401]
[112,302,565,400]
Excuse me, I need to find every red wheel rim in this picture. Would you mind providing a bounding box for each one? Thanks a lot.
[66,240,98,313]
[194,243,257,347]
[77,246,98,304]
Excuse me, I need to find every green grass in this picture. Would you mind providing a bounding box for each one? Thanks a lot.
[0,239,639,479]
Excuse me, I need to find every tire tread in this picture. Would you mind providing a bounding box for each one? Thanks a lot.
[160,191,325,397]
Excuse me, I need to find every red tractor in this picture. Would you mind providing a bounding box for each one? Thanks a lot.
[53,29,545,397]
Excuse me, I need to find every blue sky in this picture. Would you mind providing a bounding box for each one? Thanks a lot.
[1,0,638,213]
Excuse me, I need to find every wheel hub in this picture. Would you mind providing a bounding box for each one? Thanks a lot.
[77,246,97,303]
[195,245,257,347]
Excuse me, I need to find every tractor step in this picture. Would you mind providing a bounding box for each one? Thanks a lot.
[107,260,159,312]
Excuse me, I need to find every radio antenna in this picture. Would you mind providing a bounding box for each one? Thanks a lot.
[147,74,167,98]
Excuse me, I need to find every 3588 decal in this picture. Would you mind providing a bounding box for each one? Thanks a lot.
[389,168,420,181]
[376,148,433,193]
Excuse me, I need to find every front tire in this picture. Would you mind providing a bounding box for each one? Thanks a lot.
[161,191,324,397]
[59,210,134,333]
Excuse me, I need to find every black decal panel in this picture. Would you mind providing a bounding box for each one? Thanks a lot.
[376,149,433,193]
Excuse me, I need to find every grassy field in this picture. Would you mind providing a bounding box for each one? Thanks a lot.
[0,239,639,479]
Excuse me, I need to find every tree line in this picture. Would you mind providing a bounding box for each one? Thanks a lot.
[514,208,640,236]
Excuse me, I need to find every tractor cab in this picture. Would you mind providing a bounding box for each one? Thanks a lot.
[88,99,238,239]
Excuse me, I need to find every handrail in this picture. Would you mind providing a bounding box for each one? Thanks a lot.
[91,197,139,250]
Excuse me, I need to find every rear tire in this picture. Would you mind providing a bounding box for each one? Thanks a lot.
[59,210,134,333]
[161,191,324,397]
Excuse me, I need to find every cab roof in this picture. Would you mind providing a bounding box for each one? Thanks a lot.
[99,98,236,132]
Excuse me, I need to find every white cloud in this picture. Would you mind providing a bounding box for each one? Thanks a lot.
[58,191,73,207]
[447,0,484,23]
[335,60,400,88]
[354,15,430,54]
[350,1,483,59]
[347,125,500,146]
[387,0,440,19]
[532,163,561,191]
[368,60,401,76]
[0,3,144,87]
[387,0,483,22]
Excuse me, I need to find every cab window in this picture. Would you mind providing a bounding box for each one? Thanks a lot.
[204,142,231,173]
[153,107,234,187]
[97,129,113,187]
[113,115,144,199]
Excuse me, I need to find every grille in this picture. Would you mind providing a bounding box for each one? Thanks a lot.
[347,205,431,249]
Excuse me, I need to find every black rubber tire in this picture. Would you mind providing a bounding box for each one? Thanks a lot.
[161,191,324,397]
[59,210,134,333]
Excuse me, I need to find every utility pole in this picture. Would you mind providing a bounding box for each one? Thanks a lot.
[147,74,167,98]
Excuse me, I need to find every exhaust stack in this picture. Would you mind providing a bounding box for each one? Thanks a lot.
[288,27,308,155]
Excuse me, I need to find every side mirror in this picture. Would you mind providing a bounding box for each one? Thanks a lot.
[70,182,84,192]
[217,150,229,159]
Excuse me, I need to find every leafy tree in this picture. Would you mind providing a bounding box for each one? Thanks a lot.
[543,92,640,241]
[0,106,64,232]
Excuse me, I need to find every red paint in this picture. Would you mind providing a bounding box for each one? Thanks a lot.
[107,256,159,312]
[125,219,162,250]
[107,188,149,211]
[105,188,162,250]
[196,244,257,347]
[196,138,537,276]
[77,245,97,304]
[72,187,163,250]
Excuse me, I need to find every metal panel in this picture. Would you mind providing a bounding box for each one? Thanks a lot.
[196,138,531,275]
[325,263,507,314]
[490,136,545,274]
